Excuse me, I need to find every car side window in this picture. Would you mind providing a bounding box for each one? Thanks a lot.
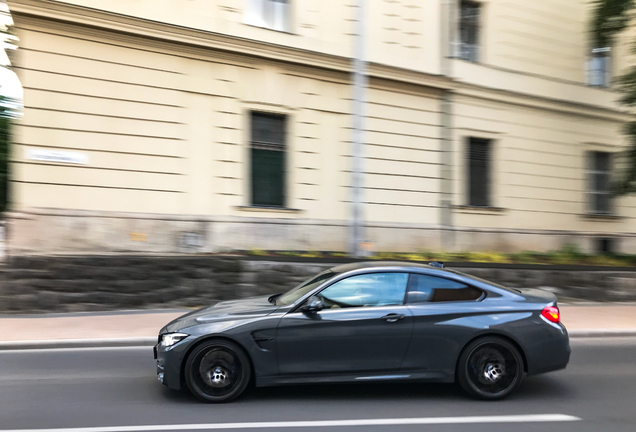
[407,274,483,303]
[318,273,409,309]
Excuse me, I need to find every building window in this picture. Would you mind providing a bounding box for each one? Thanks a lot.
[467,137,491,207]
[244,0,290,32]
[597,237,615,254]
[588,151,612,215]
[587,47,612,87]
[250,112,286,207]
[459,1,481,62]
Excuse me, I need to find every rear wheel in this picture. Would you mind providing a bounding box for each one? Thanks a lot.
[457,336,524,400]
[184,339,251,403]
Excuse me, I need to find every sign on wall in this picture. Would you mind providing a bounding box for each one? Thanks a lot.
[25,148,89,165]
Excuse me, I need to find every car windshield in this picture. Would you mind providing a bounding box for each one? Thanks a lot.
[275,270,338,306]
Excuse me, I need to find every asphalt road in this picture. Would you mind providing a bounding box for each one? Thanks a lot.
[1,338,635,432]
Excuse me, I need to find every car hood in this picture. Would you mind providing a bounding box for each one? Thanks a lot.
[162,295,280,333]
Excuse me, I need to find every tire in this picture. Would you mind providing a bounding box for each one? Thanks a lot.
[456,336,524,400]
[184,339,252,403]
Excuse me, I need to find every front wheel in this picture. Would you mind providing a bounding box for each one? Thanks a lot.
[457,336,524,400]
[184,339,252,403]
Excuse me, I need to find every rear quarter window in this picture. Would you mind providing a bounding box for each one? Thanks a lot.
[407,274,483,303]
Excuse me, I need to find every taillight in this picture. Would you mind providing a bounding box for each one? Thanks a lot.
[541,306,560,323]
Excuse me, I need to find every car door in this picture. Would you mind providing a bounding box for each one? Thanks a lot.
[401,273,486,374]
[276,272,414,375]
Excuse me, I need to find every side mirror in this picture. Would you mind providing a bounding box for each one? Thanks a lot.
[300,297,323,313]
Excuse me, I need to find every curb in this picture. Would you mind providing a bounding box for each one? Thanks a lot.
[0,337,156,350]
[568,329,636,338]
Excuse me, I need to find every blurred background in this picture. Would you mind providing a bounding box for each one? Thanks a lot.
[0,0,634,260]
[0,0,636,256]
[3,4,636,430]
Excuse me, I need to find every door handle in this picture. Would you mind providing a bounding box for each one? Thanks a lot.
[382,313,405,323]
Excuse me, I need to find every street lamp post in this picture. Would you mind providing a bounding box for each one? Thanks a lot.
[349,0,367,257]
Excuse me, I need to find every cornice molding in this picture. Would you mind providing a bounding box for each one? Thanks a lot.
[455,82,631,122]
[6,0,632,120]
[7,0,453,91]
[7,0,343,69]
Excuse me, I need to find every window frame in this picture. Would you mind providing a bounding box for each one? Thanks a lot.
[243,0,291,33]
[405,273,486,305]
[587,150,613,216]
[249,111,287,208]
[466,136,492,207]
[587,46,612,88]
[458,0,481,62]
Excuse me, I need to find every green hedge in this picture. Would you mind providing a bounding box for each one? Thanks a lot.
[243,244,636,267]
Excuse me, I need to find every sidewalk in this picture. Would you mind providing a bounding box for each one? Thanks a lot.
[0,304,635,349]
[0,310,185,349]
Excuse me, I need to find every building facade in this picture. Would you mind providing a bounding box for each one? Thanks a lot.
[4,0,635,255]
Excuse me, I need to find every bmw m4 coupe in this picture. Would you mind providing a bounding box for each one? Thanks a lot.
[155,261,570,402]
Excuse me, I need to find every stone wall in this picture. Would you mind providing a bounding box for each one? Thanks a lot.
[1,256,635,314]
[454,267,636,303]
[0,256,331,313]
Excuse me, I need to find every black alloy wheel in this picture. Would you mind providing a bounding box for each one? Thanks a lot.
[457,336,524,400]
[184,339,252,403]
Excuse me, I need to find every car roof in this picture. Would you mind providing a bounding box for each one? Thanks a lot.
[330,261,446,274]
[327,261,520,296]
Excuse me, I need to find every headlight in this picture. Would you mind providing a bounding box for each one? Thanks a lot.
[160,333,189,347]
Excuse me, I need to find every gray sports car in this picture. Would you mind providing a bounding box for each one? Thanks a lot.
[155,261,570,402]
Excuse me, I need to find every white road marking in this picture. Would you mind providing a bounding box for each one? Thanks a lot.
[0,414,581,431]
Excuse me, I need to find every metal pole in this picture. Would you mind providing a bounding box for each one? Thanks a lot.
[349,0,367,257]
[440,0,456,250]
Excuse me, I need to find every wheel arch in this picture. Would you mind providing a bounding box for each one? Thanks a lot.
[455,332,529,377]
[179,334,256,389]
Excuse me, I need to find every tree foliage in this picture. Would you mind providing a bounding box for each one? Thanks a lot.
[591,1,636,194]
[592,0,634,47]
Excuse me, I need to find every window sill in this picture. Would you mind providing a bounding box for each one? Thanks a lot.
[456,57,480,64]
[580,214,623,222]
[453,205,506,215]
[586,83,611,89]
[236,206,303,214]
[243,22,295,35]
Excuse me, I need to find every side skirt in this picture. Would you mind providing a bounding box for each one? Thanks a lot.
[256,370,454,387]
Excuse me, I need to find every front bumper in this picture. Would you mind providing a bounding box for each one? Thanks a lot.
[154,337,193,390]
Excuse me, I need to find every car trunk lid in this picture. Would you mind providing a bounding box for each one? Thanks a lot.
[517,288,558,305]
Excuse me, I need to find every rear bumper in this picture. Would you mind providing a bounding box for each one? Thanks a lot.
[525,322,571,376]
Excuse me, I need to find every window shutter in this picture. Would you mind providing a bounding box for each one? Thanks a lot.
[459,1,480,62]
[250,112,286,207]
[468,138,491,207]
